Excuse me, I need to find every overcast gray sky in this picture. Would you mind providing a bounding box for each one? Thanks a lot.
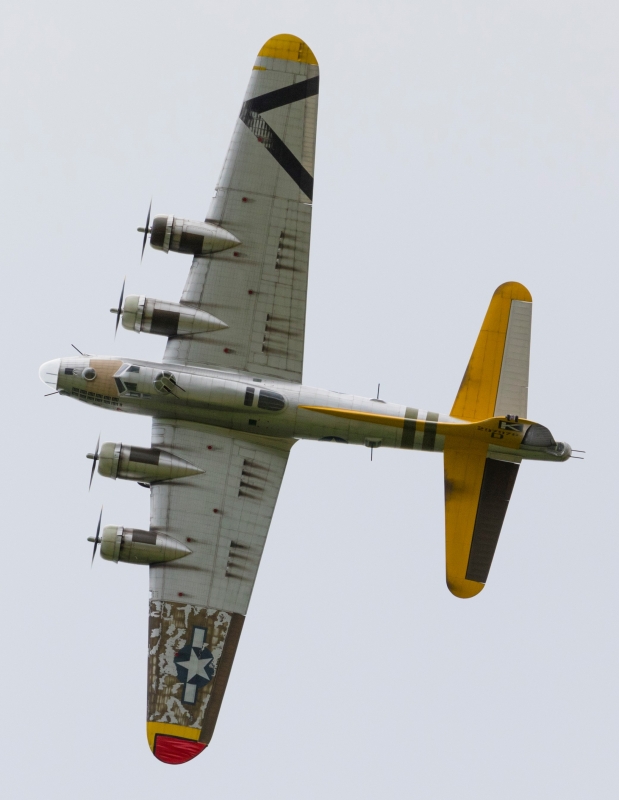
[2,0,618,797]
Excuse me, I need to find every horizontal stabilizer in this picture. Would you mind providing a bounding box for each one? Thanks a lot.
[451,282,532,422]
[444,447,519,598]
[445,282,529,598]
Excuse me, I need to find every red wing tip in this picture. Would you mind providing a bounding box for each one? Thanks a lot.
[153,734,207,764]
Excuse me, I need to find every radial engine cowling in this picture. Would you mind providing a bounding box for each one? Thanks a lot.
[120,295,228,337]
[97,443,204,484]
[150,214,240,255]
[100,526,191,564]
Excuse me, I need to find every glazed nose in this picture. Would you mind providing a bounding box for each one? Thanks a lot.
[39,358,61,389]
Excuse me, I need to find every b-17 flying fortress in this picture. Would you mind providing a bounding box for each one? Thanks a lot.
[39,34,572,764]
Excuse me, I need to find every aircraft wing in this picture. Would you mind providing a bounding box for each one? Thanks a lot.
[146,418,293,763]
[163,34,319,383]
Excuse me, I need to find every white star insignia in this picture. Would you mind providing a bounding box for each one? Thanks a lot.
[177,648,213,682]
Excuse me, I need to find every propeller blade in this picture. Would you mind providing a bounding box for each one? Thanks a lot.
[88,434,100,490]
[141,199,152,261]
[114,278,126,338]
[91,506,103,566]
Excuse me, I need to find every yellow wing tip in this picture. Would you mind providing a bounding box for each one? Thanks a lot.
[257,34,318,65]
[447,577,485,599]
[493,281,532,303]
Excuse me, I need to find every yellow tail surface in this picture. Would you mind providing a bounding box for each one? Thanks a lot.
[451,282,532,423]
[445,282,531,598]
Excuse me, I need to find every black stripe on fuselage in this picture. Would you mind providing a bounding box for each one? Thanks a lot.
[465,458,519,583]
[421,411,440,451]
[240,76,319,201]
[401,407,418,449]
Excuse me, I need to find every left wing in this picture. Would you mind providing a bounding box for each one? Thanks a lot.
[146,419,293,763]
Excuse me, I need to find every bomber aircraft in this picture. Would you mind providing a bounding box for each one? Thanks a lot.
[39,34,572,764]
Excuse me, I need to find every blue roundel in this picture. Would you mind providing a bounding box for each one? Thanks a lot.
[174,626,215,691]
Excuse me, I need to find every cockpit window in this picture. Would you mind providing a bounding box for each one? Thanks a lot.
[257,390,286,411]
[114,364,140,394]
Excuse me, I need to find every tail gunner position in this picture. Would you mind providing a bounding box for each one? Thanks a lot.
[39,35,573,764]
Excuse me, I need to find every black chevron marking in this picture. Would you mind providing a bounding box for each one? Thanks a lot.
[240,77,319,201]
[243,76,319,114]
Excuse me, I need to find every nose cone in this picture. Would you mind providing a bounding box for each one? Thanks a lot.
[39,358,61,389]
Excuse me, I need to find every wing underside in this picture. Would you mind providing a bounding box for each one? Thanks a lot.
[146,418,293,761]
[163,34,319,383]
[146,33,317,764]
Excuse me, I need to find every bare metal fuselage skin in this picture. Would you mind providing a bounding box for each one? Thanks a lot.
[44,355,570,464]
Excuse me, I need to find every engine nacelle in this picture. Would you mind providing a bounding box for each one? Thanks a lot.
[150,214,240,255]
[99,526,191,564]
[120,295,228,337]
[97,442,204,484]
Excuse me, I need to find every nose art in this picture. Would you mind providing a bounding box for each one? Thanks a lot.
[39,358,61,389]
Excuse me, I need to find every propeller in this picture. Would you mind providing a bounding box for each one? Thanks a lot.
[109,278,126,337]
[87,507,104,566]
[137,199,152,261]
[86,434,101,490]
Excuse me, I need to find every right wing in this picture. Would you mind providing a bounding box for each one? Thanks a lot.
[163,34,320,383]
[146,419,293,762]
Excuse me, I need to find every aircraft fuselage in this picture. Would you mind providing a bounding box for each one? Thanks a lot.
[39,355,571,462]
